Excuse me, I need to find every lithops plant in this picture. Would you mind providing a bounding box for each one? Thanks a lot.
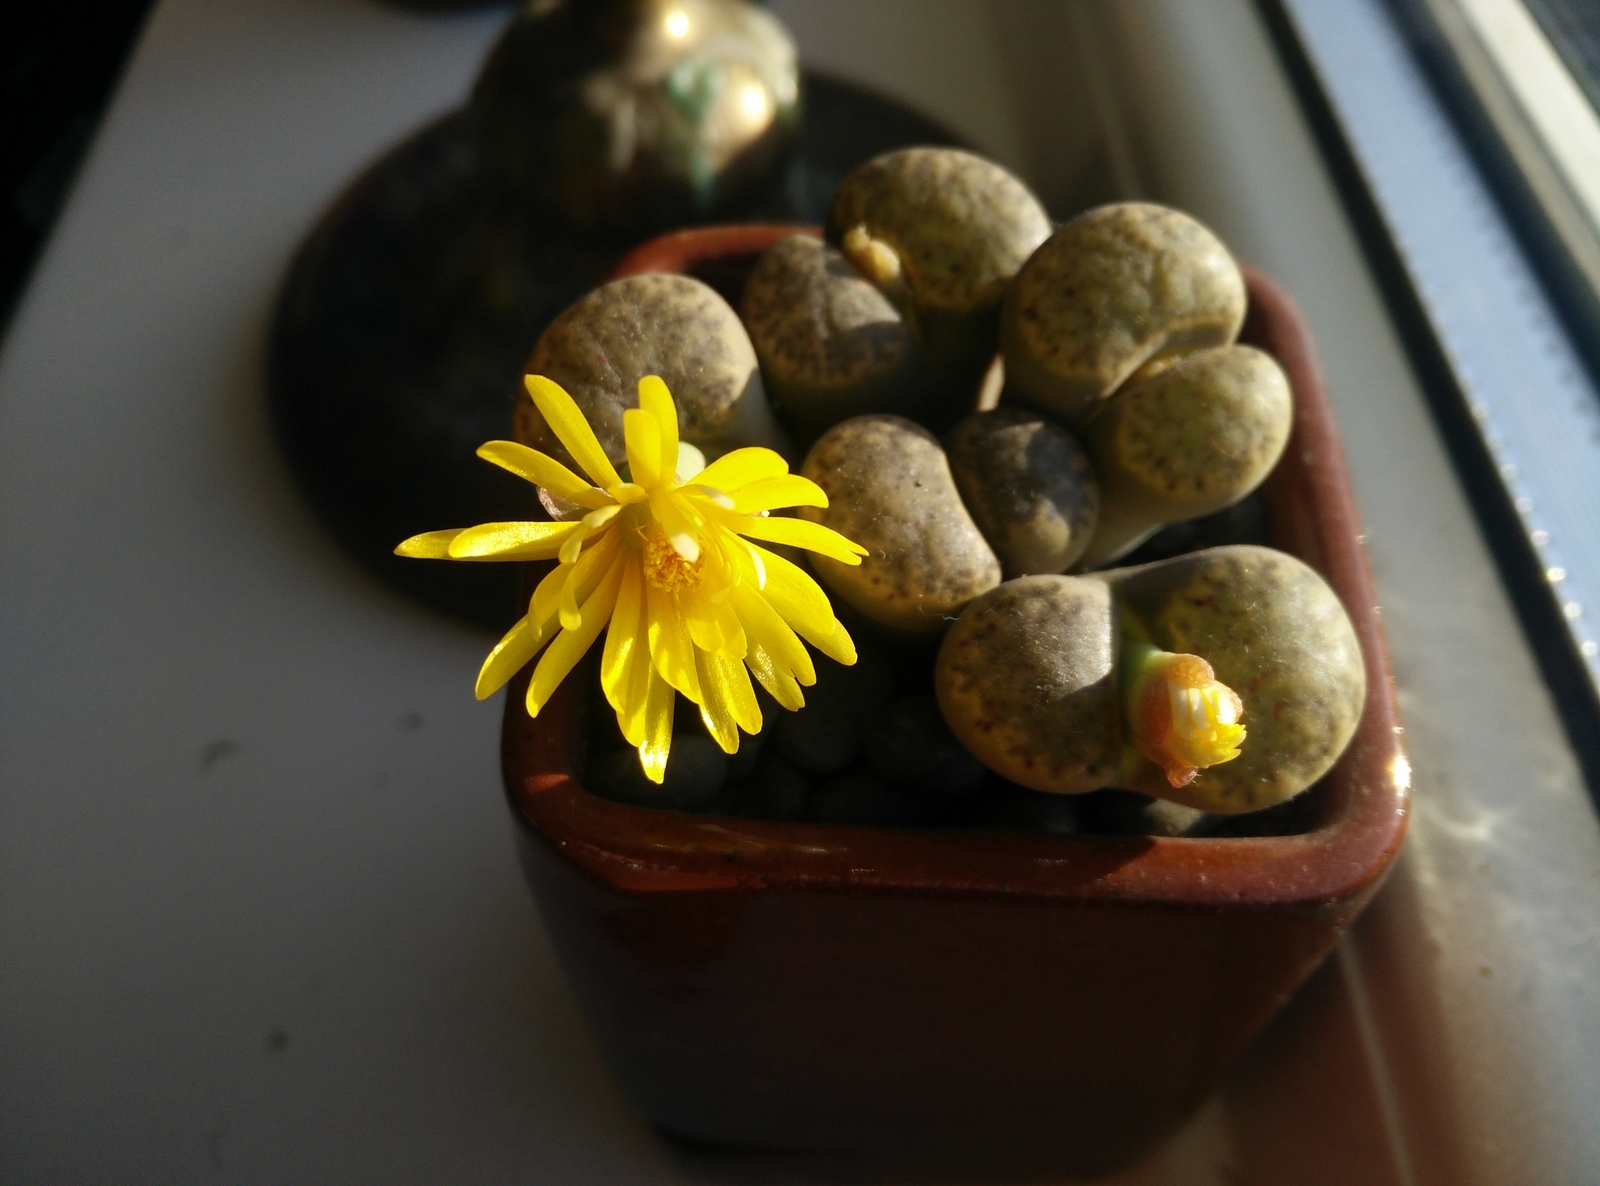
[1000,202,1247,427]
[934,574,1123,793]
[936,544,1365,813]
[1077,345,1292,568]
[472,0,800,235]
[800,415,1002,632]
[517,273,788,470]
[944,407,1100,577]
[825,148,1052,425]
[741,233,924,440]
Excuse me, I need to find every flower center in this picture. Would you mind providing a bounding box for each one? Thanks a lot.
[1163,657,1243,747]
[641,525,705,592]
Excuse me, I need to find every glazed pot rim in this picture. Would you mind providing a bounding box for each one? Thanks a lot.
[501,224,1409,912]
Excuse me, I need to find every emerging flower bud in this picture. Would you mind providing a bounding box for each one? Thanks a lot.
[1123,643,1246,789]
[839,224,919,335]
[840,224,903,288]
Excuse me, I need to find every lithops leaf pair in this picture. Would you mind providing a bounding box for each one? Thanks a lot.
[800,416,1001,633]
[1001,203,1248,424]
[517,272,789,471]
[827,147,1051,386]
[472,0,800,235]
[1077,345,1291,566]
[935,545,1366,813]
[741,233,924,440]
[798,410,1102,632]
[944,407,1100,577]
[1000,202,1291,565]
[742,148,1051,436]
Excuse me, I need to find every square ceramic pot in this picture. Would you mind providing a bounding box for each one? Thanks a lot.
[500,225,1408,1176]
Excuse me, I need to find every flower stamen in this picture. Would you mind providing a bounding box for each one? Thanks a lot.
[642,524,705,593]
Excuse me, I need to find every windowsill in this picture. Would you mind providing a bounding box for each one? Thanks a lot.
[3,1,1596,1182]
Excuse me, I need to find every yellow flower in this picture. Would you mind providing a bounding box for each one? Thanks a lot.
[1123,646,1246,789]
[396,374,868,783]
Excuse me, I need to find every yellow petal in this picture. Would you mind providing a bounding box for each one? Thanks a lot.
[559,560,584,631]
[729,579,816,688]
[601,561,645,715]
[731,533,767,587]
[559,503,617,566]
[637,665,676,784]
[732,475,828,514]
[724,664,762,736]
[699,647,761,740]
[529,562,569,635]
[607,481,649,505]
[645,580,703,702]
[617,607,656,748]
[475,612,553,700]
[746,544,845,651]
[694,650,740,754]
[744,641,805,711]
[638,375,679,480]
[681,581,747,658]
[533,530,619,627]
[813,620,858,667]
[682,484,735,510]
[448,520,582,560]
[557,532,585,569]
[524,375,622,489]
[526,558,624,717]
[395,529,463,558]
[694,446,788,493]
[736,515,867,565]
[623,408,663,488]
[475,441,612,509]
[578,529,622,593]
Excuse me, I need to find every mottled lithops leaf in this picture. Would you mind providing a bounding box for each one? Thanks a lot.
[945,407,1100,577]
[826,147,1052,427]
[1001,202,1247,425]
[519,273,789,467]
[742,234,922,439]
[800,415,1001,632]
[1078,345,1292,567]
[935,575,1122,794]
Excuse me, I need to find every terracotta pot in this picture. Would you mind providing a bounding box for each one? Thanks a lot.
[500,225,1408,1177]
